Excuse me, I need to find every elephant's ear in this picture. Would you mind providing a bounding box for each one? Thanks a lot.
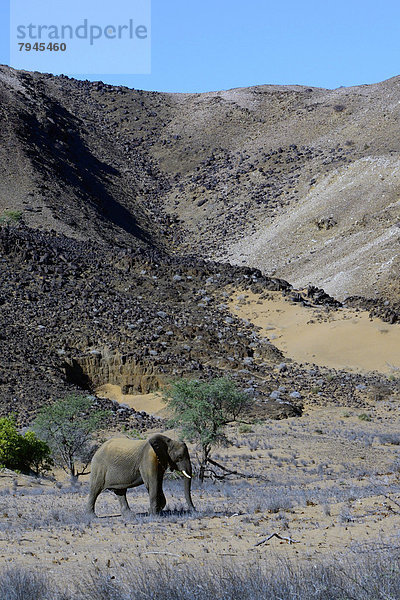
[149,436,170,470]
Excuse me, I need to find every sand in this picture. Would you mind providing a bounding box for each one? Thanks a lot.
[229,290,400,375]
[96,384,168,416]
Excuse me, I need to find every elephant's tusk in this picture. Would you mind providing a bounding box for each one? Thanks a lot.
[182,470,191,479]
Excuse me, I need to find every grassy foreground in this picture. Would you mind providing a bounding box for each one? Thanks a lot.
[1,549,400,600]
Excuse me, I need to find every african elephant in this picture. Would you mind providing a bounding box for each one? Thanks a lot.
[87,434,195,516]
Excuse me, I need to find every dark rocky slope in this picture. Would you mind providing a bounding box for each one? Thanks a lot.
[0,223,285,422]
[1,223,397,426]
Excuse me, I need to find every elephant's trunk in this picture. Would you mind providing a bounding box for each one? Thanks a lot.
[182,459,195,511]
[184,473,195,510]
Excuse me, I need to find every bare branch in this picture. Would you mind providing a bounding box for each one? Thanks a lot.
[142,551,181,557]
[206,457,269,481]
[382,493,400,512]
[254,533,300,547]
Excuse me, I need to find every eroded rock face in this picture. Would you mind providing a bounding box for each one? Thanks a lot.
[65,350,166,394]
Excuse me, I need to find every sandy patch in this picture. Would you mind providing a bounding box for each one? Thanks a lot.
[96,384,168,416]
[229,290,400,374]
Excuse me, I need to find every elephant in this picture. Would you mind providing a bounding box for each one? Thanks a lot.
[87,434,195,516]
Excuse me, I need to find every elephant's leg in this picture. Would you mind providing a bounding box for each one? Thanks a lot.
[148,474,166,515]
[139,464,166,515]
[86,482,102,515]
[113,488,130,514]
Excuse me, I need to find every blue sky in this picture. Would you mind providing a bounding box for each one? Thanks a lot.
[1,0,400,92]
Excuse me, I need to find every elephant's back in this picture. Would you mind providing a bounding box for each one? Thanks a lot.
[92,437,145,464]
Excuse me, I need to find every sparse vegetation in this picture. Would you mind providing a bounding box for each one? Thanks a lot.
[0,409,399,594]
[369,383,392,402]
[0,567,51,600]
[165,378,251,481]
[33,395,109,479]
[120,425,145,439]
[0,209,22,224]
[238,423,253,434]
[0,416,51,474]
[358,413,372,422]
[1,552,400,600]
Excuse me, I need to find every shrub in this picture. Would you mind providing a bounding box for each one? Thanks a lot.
[22,431,53,475]
[0,210,22,224]
[165,377,251,481]
[369,383,392,402]
[33,395,109,479]
[238,424,253,434]
[0,416,51,474]
[358,413,372,422]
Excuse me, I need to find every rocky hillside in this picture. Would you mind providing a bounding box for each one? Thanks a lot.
[1,65,400,301]
[0,223,285,421]
[2,223,395,424]
[1,66,399,422]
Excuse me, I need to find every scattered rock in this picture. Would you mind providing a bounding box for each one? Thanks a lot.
[316,216,337,230]
[257,400,303,420]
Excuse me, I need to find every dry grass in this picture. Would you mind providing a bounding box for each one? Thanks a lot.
[0,405,399,594]
[1,549,400,600]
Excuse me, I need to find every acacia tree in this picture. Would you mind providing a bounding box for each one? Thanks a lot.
[165,378,251,482]
[33,395,108,480]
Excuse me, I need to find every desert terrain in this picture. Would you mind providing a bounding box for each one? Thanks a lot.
[2,65,400,303]
[1,399,399,596]
[0,65,399,597]
[229,290,400,375]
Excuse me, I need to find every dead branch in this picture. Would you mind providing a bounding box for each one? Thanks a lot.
[254,533,300,547]
[382,493,400,512]
[206,457,270,481]
[142,551,181,557]
[368,478,400,515]
[203,467,230,481]
[206,457,267,480]
[207,457,241,474]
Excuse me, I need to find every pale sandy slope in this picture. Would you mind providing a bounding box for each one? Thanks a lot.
[229,291,400,374]
[96,385,168,416]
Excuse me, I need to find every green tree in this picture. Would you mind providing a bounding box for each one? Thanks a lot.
[165,378,251,482]
[33,395,109,480]
[0,416,51,475]
[22,431,53,476]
